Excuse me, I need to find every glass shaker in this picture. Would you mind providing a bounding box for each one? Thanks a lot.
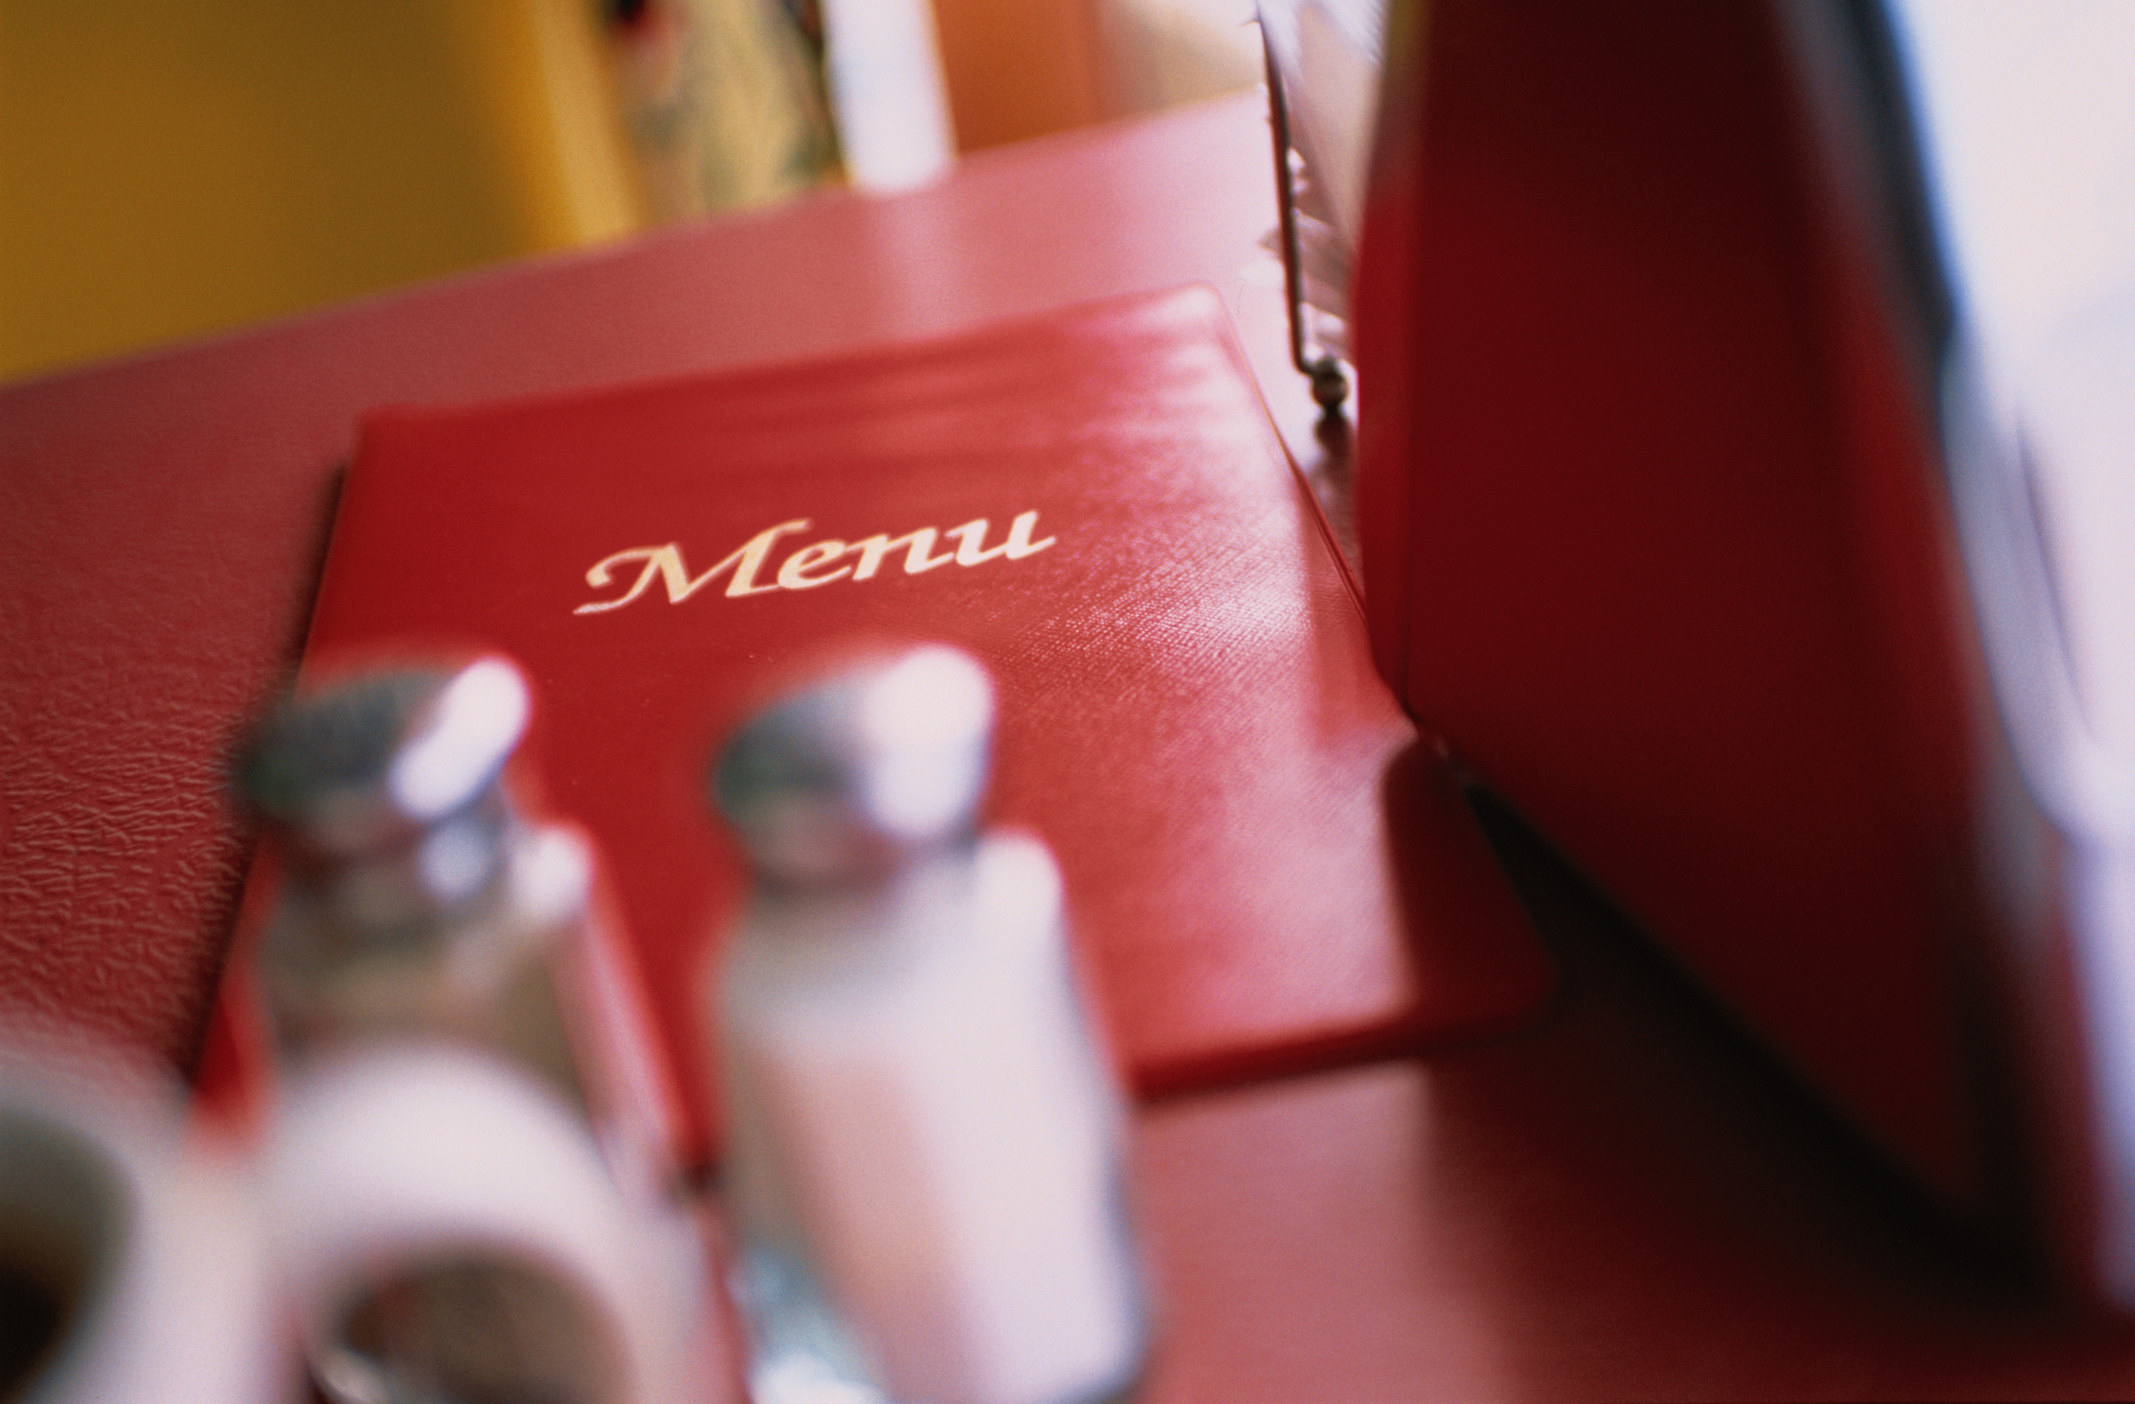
[240,657,709,1404]
[238,655,676,1193]
[710,644,1148,1404]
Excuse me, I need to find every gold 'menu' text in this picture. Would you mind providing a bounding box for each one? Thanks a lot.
[574,510,1057,615]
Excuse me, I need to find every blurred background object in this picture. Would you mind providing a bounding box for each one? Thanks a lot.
[1892,0,2135,786]
[819,0,958,190]
[1101,0,1263,120]
[1888,0,2135,1304]
[1257,0,1386,378]
[0,0,1263,383]
[603,0,843,219]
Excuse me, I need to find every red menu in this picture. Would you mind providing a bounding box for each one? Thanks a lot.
[225,286,1550,1152]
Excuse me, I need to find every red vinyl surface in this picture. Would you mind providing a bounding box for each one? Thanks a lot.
[254,286,1549,1154]
[10,88,2135,1399]
[1132,820,2135,1403]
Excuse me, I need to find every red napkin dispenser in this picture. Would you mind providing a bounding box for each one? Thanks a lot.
[1356,0,2135,1303]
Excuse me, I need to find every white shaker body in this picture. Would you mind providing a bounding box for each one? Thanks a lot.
[720,833,1143,1404]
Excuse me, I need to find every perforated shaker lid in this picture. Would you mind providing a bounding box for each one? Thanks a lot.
[712,645,996,886]
[240,656,531,861]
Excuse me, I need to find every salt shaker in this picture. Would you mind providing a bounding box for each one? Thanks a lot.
[710,645,1147,1404]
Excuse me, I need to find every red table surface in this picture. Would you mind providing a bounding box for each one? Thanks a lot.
[6,91,2135,1398]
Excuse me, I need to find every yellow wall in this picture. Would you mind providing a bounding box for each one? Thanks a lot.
[0,0,642,381]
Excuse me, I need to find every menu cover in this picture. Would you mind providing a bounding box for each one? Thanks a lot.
[211,286,1550,1154]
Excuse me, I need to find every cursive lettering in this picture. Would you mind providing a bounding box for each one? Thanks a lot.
[574,520,811,615]
[575,510,1057,615]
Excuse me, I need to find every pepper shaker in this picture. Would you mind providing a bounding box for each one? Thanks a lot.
[238,655,678,1191]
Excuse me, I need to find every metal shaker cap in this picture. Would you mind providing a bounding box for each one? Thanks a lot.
[240,657,531,862]
[713,645,996,886]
